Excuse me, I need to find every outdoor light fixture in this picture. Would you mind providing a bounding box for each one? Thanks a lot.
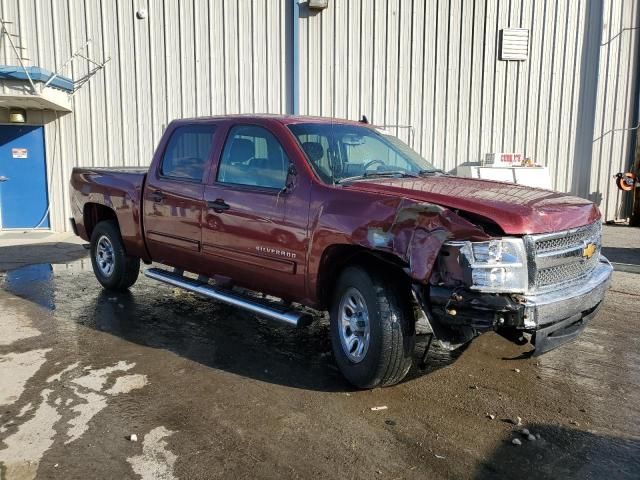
[308,0,329,10]
[8,108,26,123]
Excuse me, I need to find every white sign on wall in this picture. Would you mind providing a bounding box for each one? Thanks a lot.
[11,148,28,159]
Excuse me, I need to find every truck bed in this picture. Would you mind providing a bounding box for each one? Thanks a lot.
[70,166,148,260]
[72,165,148,175]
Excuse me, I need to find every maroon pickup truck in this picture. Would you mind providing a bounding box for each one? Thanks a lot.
[70,115,612,388]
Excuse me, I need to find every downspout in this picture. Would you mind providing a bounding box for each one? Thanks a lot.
[291,0,300,114]
[572,0,603,200]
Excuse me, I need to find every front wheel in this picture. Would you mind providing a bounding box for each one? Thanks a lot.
[330,266,415,388]
[90,220,140,291]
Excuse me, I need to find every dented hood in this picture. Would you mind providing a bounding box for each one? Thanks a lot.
[346,176,600,234]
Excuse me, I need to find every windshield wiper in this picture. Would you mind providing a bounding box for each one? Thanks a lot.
[418,168,445,176]
[335,170,419,184]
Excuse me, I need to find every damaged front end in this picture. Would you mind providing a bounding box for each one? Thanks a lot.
[413,222,613,355]
[327,194,611,356]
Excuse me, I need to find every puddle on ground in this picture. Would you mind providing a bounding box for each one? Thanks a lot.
[1,264,55,309]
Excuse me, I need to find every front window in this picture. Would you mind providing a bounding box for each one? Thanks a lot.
[217,125,290,189]
[288,123,438,184]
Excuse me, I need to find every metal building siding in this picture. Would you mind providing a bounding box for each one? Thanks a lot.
[299,0,640,222]
[591,0,639,220]
[0,0,289,231]
[0,0,638,232]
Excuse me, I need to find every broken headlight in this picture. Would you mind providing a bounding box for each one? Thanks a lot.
[445,238,528,293]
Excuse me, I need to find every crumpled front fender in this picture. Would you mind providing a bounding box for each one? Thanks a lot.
[308,188,492,306]
[356,198,491,283]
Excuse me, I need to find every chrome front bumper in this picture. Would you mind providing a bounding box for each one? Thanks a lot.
[522,257,613,328]
[521,257,613,354]
[421,256,613,354]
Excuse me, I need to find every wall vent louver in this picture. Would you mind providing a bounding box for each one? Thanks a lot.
[499,28,529,61]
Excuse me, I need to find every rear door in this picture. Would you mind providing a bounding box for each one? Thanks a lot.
[202,123,310,301]
[142,123,217,272]
[0,125,49,229]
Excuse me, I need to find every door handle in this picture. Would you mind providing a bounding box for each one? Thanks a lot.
[207,199,230,213]
[150,190,165,203]
[0,176,8,182]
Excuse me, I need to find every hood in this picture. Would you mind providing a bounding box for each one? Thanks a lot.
[345,176,600,235]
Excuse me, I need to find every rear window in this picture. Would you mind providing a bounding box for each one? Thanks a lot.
[160,125,216,181]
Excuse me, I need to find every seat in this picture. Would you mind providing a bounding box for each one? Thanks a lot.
[221,138,254,183]
[248,157,270,169]
[249,156,286,188]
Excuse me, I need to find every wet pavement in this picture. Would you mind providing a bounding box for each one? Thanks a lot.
[0,229,639,479]
[0,232,86,273]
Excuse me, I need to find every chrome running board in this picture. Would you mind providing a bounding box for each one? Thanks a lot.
[144,268,312,327]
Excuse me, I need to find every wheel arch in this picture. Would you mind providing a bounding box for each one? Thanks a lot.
[315,244,411,310]
[83,203,119,240]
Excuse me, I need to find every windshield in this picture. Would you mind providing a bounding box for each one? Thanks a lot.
[287,123,438,184]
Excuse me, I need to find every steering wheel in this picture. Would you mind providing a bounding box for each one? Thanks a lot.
[363,159,386,171]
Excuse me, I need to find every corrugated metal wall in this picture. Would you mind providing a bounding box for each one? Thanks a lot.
[590,0,640,221]
[0,0,291,231]
[298,0,640,221]
[0,0,638,231]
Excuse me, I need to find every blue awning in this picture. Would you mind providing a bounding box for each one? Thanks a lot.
[0,65,74,92]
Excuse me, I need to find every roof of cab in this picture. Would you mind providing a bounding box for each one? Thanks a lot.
[172,114,368,127]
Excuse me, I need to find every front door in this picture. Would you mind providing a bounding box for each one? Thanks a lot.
[0,125,49,229]
[202,124,309,301]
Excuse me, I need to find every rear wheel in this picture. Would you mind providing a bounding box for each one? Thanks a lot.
[90,220,140,291]
[330,265,415,388]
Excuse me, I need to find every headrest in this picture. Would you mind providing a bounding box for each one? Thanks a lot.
[229,138,254,163]
[302,141,324,162]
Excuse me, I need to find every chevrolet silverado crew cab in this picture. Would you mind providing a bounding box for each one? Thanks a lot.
[70,115,612,388]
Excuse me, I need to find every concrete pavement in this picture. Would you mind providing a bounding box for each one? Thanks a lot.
[0,225,638,479]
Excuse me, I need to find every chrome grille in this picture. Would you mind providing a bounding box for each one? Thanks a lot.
[535,254,600,287]
[526,222,602,291]
[533,221,602,254]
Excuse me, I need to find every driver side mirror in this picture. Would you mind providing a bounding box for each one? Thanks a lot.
[281,163,297,193]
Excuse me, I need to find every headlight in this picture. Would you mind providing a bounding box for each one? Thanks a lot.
[448,238,528,293]
[471,240,524,264]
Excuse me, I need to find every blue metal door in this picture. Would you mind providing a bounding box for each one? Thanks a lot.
[0,125,49,229]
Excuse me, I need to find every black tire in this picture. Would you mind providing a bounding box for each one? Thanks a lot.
[330,265,415,389]
[90,220,140,291]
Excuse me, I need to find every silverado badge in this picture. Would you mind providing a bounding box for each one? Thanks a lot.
[582,242,597,259]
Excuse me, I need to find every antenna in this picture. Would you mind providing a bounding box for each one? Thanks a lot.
[45,39,111,95]
[0,18,110,96]
[0,18,37,92]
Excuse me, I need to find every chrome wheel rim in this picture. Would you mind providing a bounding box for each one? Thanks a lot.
[338,287,370,363]
[95,235,115,277]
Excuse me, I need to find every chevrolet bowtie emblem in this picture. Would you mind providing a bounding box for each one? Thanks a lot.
[582,243,597,259]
